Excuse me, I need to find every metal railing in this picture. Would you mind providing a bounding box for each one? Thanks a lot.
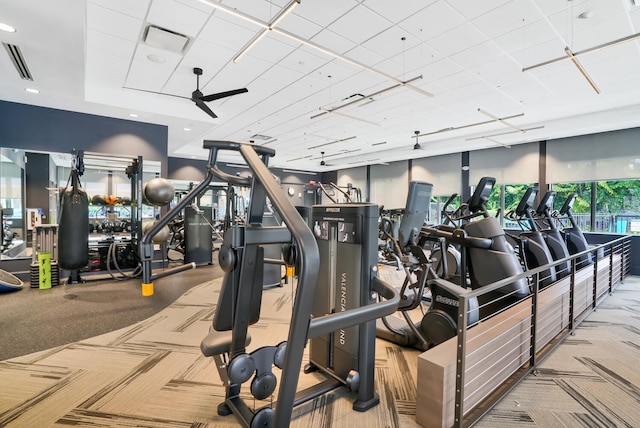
[425,235,632,427]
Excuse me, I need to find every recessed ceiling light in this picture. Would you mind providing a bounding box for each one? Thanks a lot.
[147,54,166,63]
[25,88,39,94]
[129,113,138,118]
[0,23,16,33]
[183,127,191,131]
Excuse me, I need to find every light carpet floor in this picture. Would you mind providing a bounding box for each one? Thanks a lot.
[1,275,637,427]
[0,276,421,427]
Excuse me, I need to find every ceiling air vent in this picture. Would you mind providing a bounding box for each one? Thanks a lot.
[3,43,33,80]
[143,25,189,54]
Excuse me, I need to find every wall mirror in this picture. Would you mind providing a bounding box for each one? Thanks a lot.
[0,148,161,261]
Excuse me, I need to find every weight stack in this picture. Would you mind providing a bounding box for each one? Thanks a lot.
[30,225,60,288]
[30,260,60,288]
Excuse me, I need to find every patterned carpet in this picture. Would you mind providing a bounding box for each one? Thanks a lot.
[476,276,640,428]
[1,274,637,427]
[0,276,422,428]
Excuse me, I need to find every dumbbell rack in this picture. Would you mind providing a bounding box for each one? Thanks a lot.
[30,224,60,288]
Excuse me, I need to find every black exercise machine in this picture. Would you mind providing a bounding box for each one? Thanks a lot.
[196,140,399,427]
[533,190,571,278]
[506,187,557,287]
[376,181,437,350]
[419,177,530,347]
[555,192,593,269]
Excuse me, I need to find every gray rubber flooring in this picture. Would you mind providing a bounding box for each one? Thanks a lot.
[0,262,224,361]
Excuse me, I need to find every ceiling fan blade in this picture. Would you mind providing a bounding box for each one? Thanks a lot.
[123,86,191,100]
[194,99,218,119]
[200,88,248,102]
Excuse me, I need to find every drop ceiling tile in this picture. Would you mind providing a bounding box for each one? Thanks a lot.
[87,3,143,41]
[217,0,292,23]
[87,29,137,59]
[328,5,392,45]
[470,56,527,89]
[361,26,421,60]
[546,3,630,50]
[311,29,358,55]
[445,0,513,21]
[423,57,464,81]
[199,14,257,51]
[361,0,435,23]
[175,0,215,14]
[146,0,210,37]
[468,90,523,116]
[124,45,183,91]
[89,0,151,19]
[471,0,544,39]
[428,22,488,56]
[631,6,640,27]
[87,50,131,75]
[257,64,304,86]
[276,46,331,75]
[183,38,236,68]
[398,1,466,41]
[292,0,358,28]
[342,45,387,68]
[492,17,558,55]
[449,40,505,69]
[564,15,634,52]
[500,79,553,105]
[276,13,323,40]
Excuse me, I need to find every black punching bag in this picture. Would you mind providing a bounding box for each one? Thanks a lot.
[58,169,89,270]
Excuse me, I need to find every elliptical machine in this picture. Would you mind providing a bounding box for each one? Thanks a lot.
[505,187,557,288]
[419,177,529,347]
[533,190,571,279]
[555,193,593,269]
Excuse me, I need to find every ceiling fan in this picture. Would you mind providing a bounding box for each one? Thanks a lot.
[127,67,248,119]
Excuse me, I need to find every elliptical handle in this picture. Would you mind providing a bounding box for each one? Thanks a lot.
[203,140,276,160]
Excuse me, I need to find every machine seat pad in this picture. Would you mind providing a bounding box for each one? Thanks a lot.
[200,329,252,357]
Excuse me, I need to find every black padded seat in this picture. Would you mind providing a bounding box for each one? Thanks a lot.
[201,329,252,357]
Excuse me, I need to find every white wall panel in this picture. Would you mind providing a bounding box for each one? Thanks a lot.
[412,153,461,196]
[470,143,539,185]
[370,161,409,209]
[547,128,640,183]
[337,166,367,201]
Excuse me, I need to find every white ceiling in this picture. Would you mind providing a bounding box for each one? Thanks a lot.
[2,0,640,172]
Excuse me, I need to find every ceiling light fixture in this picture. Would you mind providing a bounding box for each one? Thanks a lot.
[199,0,432,98]
[564,47,601,94]
[414,113,525,139]
[183,127,191,131]
[25,87,39,94]
[233,29,269,63]
[483,137,511,148]
[311,75,422,120]
[308,135,357,150]
[233,0,300,63]
[477,108,524,132]
[0,22,16,32]
[465,126,545,141]
[523,32,640,72]
[128,113,138,118]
